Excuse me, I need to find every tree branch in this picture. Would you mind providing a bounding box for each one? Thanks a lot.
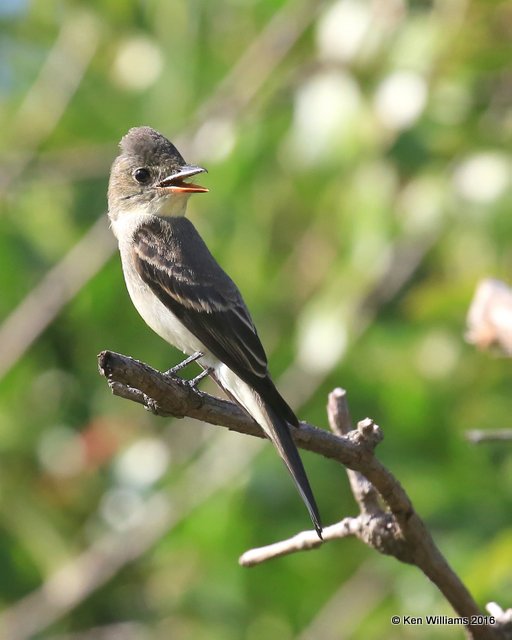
[98,350,511,640]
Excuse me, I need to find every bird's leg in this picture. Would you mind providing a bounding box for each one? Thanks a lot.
[187,367,213,388]
[165,351,204,376]
[165,352,212,388]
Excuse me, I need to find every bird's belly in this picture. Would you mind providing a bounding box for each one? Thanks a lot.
[121,257,214,364]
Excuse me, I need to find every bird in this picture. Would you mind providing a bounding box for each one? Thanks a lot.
[107,126,322,537]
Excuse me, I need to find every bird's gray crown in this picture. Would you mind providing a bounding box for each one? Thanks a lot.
[119,126,186,166]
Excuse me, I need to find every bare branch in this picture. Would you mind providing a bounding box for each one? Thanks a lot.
[98,351,383,463]
[328,389,382,516]
[240,517,362,566]
[98,350,507,640]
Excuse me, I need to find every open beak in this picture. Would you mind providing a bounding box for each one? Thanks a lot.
[158,165,208,193]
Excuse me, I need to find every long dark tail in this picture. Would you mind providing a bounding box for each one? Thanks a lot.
[213,370,323,537]
[262,399,323,537]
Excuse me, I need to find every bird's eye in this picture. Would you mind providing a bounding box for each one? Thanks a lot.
[133,167,151,184]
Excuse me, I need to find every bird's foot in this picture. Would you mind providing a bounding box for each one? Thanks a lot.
[164,352,211,388]
[165,351,204,376]
[187,367,213,388]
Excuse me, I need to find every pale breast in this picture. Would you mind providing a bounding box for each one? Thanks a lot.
[112,211,216,366]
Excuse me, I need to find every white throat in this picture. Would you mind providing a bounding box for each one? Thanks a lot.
[151,192,190,218]
[110,193,190,241]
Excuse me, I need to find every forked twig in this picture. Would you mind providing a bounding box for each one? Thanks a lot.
[98,350,511,640]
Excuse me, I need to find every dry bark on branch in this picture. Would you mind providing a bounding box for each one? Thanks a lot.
[98,350,511,640]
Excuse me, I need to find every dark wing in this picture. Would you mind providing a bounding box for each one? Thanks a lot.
[132,219,316,527]
[131,217,269,387]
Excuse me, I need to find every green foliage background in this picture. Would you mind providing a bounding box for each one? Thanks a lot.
[1,0,511,638]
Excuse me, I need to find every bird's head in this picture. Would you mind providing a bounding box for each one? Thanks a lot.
[108,126,208,221]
